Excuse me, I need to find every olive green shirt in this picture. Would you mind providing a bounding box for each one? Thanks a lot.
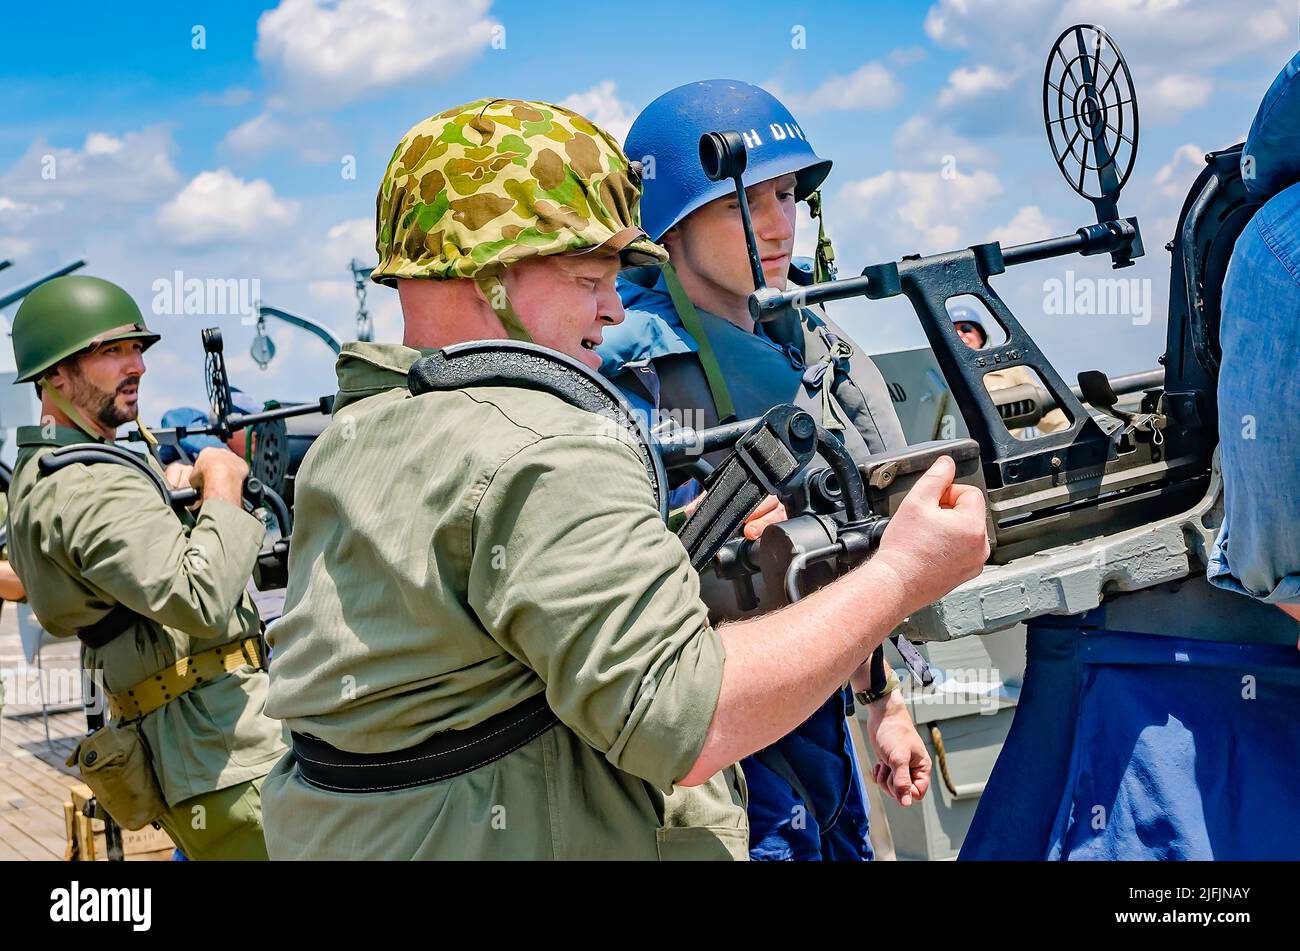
[262,342,747,860]
[7,425,285,804]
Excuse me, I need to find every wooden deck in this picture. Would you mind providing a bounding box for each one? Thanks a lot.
[0,609,85,861]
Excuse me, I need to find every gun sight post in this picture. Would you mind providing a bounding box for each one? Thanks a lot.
[699,130,767,291]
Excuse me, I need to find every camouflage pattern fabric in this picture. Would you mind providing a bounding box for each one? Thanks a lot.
[372,98,667,286]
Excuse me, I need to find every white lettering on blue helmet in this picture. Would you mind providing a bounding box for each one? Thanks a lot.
[764,123,807,146]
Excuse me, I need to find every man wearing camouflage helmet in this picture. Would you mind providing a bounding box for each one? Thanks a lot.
[259,98,988,860]
[5,276,285,859]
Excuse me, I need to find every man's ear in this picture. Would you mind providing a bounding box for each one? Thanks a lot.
[43,361,69,389]
[660,224,682,256]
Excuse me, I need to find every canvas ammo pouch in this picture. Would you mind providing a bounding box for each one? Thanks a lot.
[66,720,167,830]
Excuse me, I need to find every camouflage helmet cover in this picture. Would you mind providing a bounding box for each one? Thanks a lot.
[372,98,667,286]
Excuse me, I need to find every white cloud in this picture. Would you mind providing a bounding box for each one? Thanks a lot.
[306,276,401,342]
[838,167,1003,253]
[0,126,181,205]
[931,58,1034,136]
[937,64,1014,109]
[925,0,1292,68]
[921,0,1295,135]
[257,217,376,285]
[156,169,300,248]
[891,115,997,169]
[1153,143,1206,198]
[0,235,35,258]
[0,195,46,227]
[887,46,928,67]
[256,0,500,110]
[321,218,375,267]
[781,61,902,113]
[307,279,355,306]
[985,205,1059,246]
[84,132,124,156]
[202,86,256,107]
[1144,74,1213,124]
[221,110,344,164]
[559,81,636,145]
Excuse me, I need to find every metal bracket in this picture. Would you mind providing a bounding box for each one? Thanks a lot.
[897,453,1226,642]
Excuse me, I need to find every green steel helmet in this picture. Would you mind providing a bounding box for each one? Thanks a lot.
[371,97,668,287]
[11,276,160,383]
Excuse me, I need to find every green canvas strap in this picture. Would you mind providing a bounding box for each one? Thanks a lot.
[39,380,107,443]
[660,262,737,423]
[806,190,838,284]
[475,274,534,343]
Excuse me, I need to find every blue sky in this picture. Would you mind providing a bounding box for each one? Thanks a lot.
[1,0,1296,434]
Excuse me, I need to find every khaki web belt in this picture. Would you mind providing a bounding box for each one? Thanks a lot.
[107,636,264,722]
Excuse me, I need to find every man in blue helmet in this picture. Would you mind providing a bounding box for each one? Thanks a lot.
[948,302,1068,436]
[157,388,259,465]
[597,80,931,861]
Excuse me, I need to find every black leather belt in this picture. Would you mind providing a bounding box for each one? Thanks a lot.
[290,692,558,793]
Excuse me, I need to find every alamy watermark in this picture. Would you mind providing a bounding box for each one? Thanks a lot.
[0,664,94,708]
[902,665,1011,716]
[50,882,151,931]
[1043,269,1152,326]
[151,271,261,325]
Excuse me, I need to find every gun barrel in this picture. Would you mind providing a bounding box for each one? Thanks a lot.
[0,259,87,310]
[654,416,762,468]
[1001,220,1140,267]
[991,368,1164,427]
[122,397,335,447]
[225,398,334,430]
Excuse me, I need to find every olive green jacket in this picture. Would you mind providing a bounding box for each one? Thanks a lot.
[7,425,285,804]
[262,342,748,860]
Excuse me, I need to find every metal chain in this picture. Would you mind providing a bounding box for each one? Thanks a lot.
[351,259,373,342]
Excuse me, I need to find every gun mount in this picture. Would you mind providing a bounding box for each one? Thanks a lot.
[117,327,335,589]
[686,24,1251,639]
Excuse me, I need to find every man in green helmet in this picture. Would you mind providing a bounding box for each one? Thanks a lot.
[6,275,285,860]
[259,98,988,860]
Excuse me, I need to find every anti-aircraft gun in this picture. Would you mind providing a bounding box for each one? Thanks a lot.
[104,327,335,589]
[406,24,1258,679]
[651,24,1261,643]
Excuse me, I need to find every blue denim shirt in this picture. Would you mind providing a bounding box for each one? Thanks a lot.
[1208,180,1300,605]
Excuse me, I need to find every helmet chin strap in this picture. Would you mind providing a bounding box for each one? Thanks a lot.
[475,274,534,343]
[38,378,161,455]
[39,379,108,443]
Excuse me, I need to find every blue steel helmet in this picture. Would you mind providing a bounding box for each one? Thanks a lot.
[626,80,833,241]
[947,302,987,345]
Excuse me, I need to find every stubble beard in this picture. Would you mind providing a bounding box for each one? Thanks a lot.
[65,366,138,430]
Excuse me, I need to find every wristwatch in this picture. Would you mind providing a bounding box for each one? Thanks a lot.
[855,670,901,707]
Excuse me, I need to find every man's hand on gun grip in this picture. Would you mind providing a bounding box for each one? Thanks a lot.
[188,447,249,507]
[872,455,990,615]
[743,494,788,540]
